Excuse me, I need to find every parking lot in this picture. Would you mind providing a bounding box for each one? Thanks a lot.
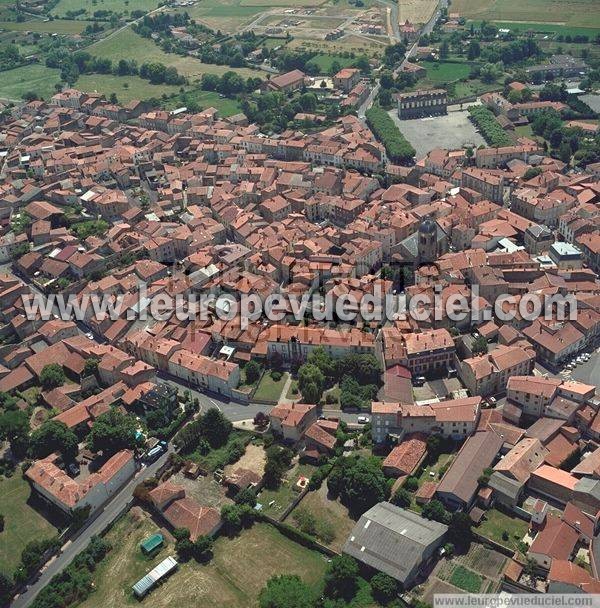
[388,108,486,158]
[569,348,600,386]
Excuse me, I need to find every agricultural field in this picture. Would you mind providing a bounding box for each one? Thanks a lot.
[0,64,61,101]
[50,0,161,19]
[0,18,93,33]
[288,33,387,58]
[0,475,59,573]
[397,0,438,25]
[87,27,263,81]
[449,0,600,30]
[185,0,270,32]
[79,514,328,608]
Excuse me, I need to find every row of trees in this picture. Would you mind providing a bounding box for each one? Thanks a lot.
[365,106,415,165]
[468,106,513,147]
[45,47,187,86]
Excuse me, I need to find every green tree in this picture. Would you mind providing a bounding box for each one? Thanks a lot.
[422,499,450,524]
[471,335,488,356]
[324,554,359,601]
[404,476,419,492]
[193,535,213,562]
[0,571,13,606]
[245,360,262,384]
[264,445,294,489]
[39,363,65,390]
[391,487,411,508]
[370,572,398,605]
[327,456,388,515]
[200,407,232,448]
[259,574,314,608]
[297,363,325,404]
[30,420,78,461]
[86,408,138,455]
[83,357,100,377]
[0,409,30,457]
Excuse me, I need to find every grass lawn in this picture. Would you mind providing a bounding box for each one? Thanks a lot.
[421,60,472,84]
[514,124,534,138]
[253,371,288,402]
[477,508,529,550]
[291,484,356,552]
[258,461,316,518]
[88,27,262,81]
[0,19,93,33]
[308,53,355,74]
[80,515,327,608]
[451,0,600,29]
[0,475,59,573]
[161,88,243,116]
[449,565,483,593]
[0,64,61,100]
[51,0,160,18]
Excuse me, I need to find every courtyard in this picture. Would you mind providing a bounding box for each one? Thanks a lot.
[388,108,486,158]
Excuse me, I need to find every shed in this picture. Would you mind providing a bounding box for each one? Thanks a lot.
[140,533,164,555]
[132,555,178,598]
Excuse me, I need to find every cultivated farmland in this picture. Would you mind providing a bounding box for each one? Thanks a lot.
[449,0,600,30]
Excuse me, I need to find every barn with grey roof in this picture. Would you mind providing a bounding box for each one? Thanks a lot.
[342,502,447,587]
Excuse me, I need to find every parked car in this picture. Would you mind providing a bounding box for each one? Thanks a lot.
[145,440,168,463]
[414,376,426,386]
[357,415,370,424]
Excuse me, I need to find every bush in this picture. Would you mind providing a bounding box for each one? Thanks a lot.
[270,370,283,382]
[365,106,415,164]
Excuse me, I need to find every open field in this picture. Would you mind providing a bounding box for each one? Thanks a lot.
[0,19,93,33]
[79,515,327,608]
[75,73,183,103]
[450,0,600,29]
[0,64,61,100]
[0,475,59,573]
[164,89,243,116]
[51,0,160,18]
[398,0,438,24]
[88,27,262,81]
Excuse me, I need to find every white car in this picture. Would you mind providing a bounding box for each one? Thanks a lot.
[357,415,370,424]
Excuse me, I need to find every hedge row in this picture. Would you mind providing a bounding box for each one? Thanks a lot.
[365,106,415,164]
[468,106,513,147]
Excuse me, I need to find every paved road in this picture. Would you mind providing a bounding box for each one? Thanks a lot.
[12,447,173,608]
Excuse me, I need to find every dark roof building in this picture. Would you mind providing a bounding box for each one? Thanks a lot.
[343,502,447,588]
[436,431,503,511]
